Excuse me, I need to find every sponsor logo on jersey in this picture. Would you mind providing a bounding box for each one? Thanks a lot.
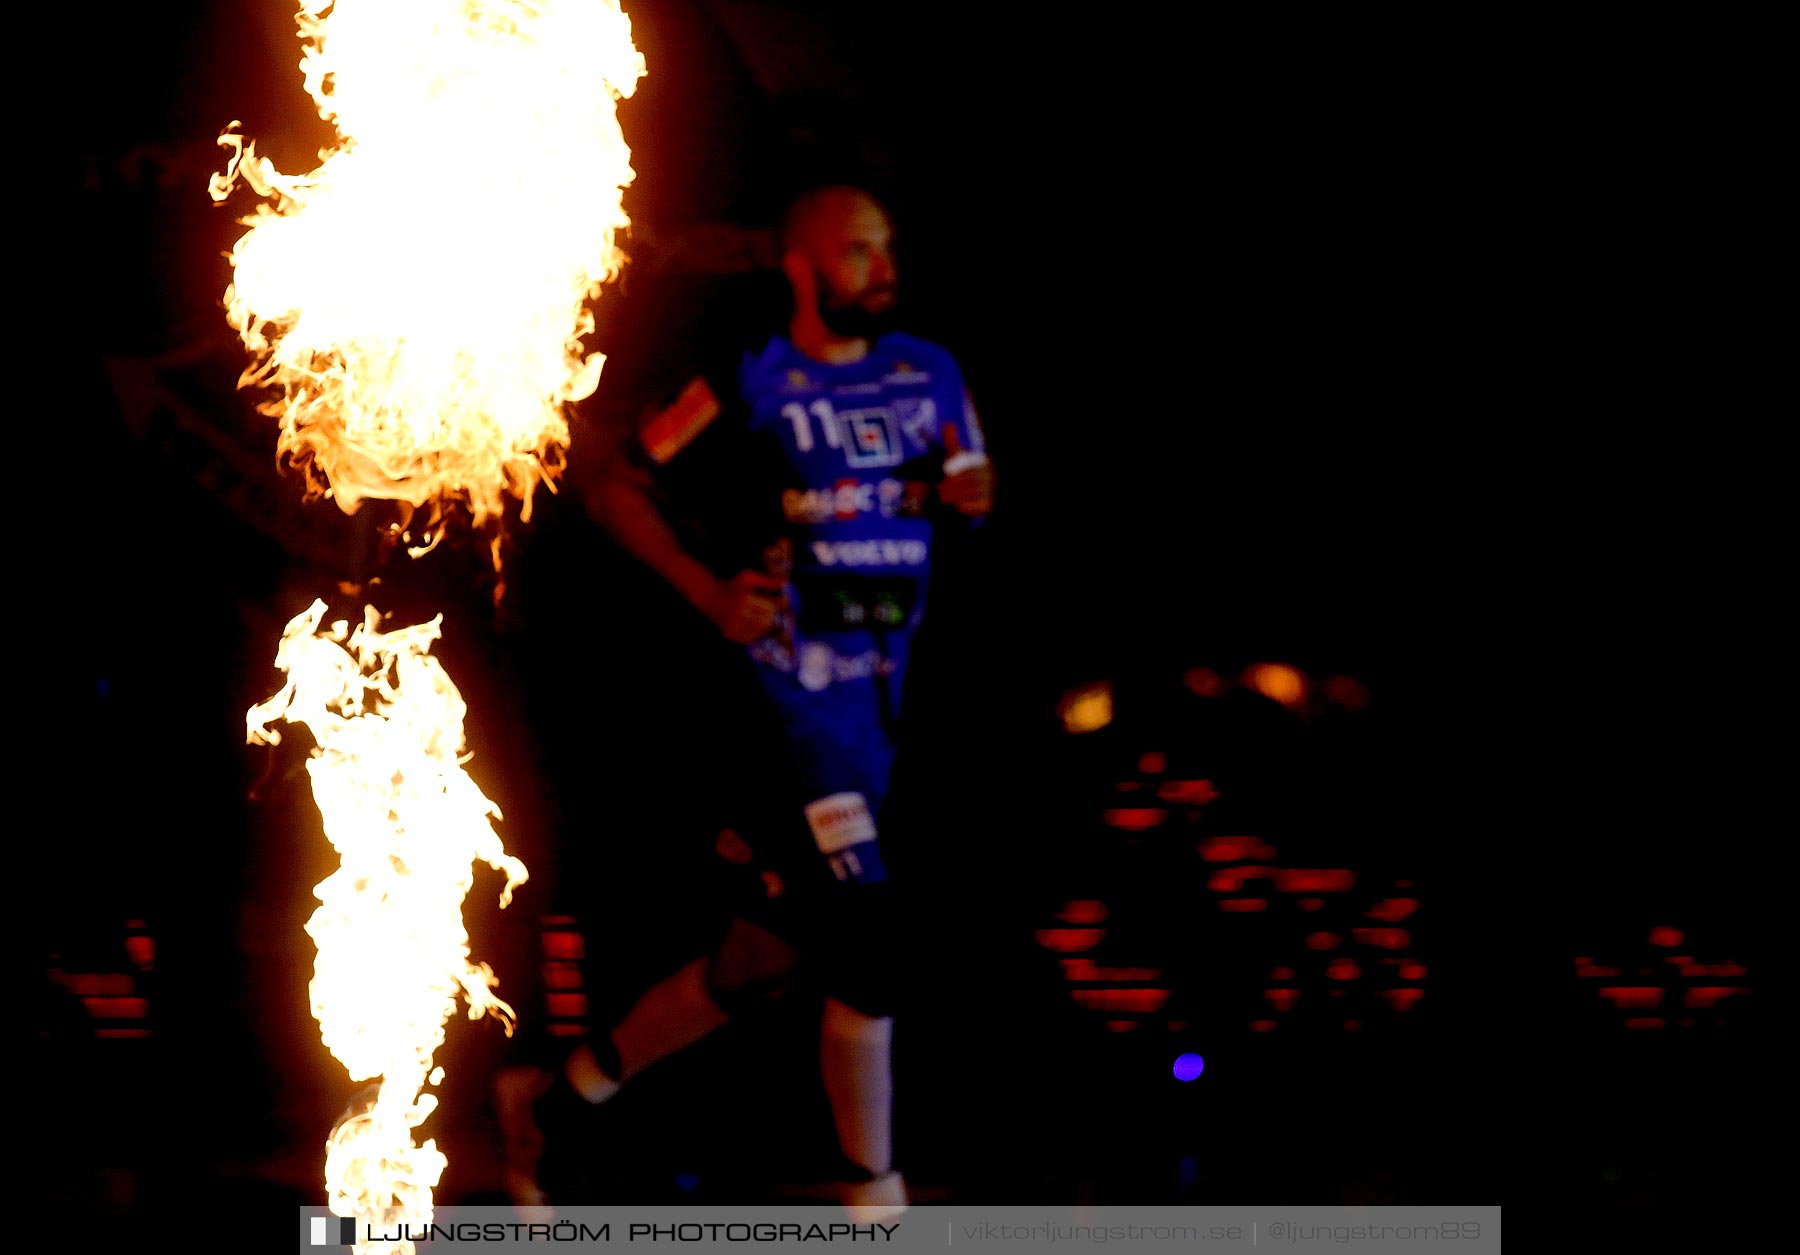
[751,638,900,688]
[809,538,929,568]
[805,792,879,854]
[841,408,902,468]
[884,359,932,384]
[893,396,938,451]
[833,478,868,520]
[878,477,908,516]
[782,369,814,392]
[640,376,720,464]
[782,478,921,523]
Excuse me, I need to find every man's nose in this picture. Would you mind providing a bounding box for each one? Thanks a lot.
[870,250,896,287]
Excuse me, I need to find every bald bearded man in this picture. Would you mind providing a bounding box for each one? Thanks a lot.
[495,186,993,1220]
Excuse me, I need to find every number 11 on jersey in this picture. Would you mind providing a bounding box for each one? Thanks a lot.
[781,400,841,453]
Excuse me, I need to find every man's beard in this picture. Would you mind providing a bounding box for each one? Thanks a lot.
[817,282,898,340]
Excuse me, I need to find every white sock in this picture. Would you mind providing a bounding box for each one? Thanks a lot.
[820,996,894,1176]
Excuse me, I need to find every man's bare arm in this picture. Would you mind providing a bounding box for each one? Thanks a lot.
[583,455,787,644]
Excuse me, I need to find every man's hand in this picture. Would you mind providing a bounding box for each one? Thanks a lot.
[939,423,994,517]
[703,569,789,643]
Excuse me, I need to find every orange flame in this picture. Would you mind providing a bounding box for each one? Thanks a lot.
[249,600,527,1246]
[211,0,645,551]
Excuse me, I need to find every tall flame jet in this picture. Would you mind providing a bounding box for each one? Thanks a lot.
[212,0,644,551]
[219,3,644,1248]
[249,602,529,1242]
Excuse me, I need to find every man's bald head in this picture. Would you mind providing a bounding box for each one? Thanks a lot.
[779,185,888,258]
[779,186,898,344]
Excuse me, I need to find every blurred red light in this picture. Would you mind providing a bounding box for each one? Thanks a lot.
[542,962,583,990]
[1275,869,1355,893]
[543,931,585,960]
[1158,779,1219,805]
[1071,988,1169,1013]
[1597,987,1664,1010]
[1352,928,1411,950]
[1199,836,1268,862]
[1057,899,1109,925]
[1103,808,1167,831]
[1036,928,1105,953]
[1365,898,1418,922]
[1209,866,1273,893]
[1683,986,1750,1008]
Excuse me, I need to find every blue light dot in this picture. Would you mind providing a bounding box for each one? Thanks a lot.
[1173,1053,1205,1082]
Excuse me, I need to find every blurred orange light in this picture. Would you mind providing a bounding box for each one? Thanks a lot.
[1243,663,1307,709]
[1058,682,1113,734]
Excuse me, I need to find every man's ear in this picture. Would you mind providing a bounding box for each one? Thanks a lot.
[781,250,814,303]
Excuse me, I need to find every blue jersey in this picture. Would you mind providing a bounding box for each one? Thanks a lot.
[641,330,985,884]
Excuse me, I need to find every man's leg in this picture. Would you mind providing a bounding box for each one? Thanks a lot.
[495,915,798,1204]
[815,882,907,1219]
[821,996,895,1174]
[565,954,728,1102]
